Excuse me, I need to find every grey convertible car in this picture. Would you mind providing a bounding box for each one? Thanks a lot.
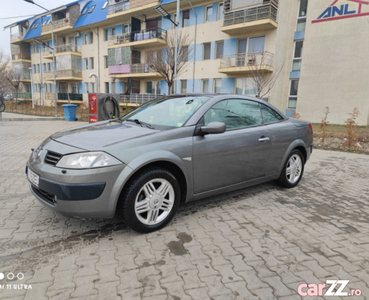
[26,94,313,233]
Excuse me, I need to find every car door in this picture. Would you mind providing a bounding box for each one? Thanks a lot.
[193,99,271,194]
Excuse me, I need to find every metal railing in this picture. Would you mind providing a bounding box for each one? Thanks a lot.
[130,64,156,74]
[16,69,31,80]
[14,92,32,99]
[12,53,31,60]
[108,28,167,46]
[44,69,82,79]
[42,44,80,54]
[58,93,83,101]
[42,17,77,33]
[10,33,23,41]
[108,1,130,14]
[120,93,162,105]
[223,3,277,26]
[220,51,274,68]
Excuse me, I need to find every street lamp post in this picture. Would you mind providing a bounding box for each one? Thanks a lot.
[24,0,58,117]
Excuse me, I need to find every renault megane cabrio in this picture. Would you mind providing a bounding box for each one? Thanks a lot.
[26,94,313,233]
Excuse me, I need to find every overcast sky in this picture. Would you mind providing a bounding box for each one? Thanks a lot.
[0,0,69,56]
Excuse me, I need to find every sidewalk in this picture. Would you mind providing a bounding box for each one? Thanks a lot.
[0,112,65,121]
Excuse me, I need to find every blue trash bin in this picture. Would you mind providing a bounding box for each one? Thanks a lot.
[63,104,78,121]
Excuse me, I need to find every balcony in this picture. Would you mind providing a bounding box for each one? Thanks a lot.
[107,0,158,21]
[12,53,31,61]
[108,28,167,49]
[45,92,83,103]
[10,33,24,44]
[14,69,31,82]
[44,69,82,81]
[109,63,161,79]
[219,51,274,75]
[14,92,32,100]
[120,93,162,106]
[221,3,278,35]
[43,44,81,59]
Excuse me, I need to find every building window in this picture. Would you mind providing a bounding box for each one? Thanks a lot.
[84,33,88,45]
[218,3,224,20]
[235,78,257,96]
[202,79,209,93]
[213,78,221,93]
[104,28,109,41]
[81,5,89,16]
[297,0,308,31]
[89,57,94,69]
[182,10,190,27]
[102,1,108,10]
[84,58,88,70]
[292,41,303,71]
[111,27,115,37]
[123,24,131,33]
[104,56,109,68]
[85,83,89,93]
[89,32,93,44]
[91,82,95,93]
[203,43,211,60]
[215,41,224,59]
[88,5,96,14]
[105,82,110,93]
[182,46,189,62]
[288,80,299,109]
[206,6,213,22]
[180,80,187,93]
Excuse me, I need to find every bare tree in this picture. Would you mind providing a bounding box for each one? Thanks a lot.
[0,51,14,99]
[146,32,194,94]
[247,51,284,99]
[6,70,22,109]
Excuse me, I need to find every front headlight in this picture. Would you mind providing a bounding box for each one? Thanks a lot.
[56,152,122,169]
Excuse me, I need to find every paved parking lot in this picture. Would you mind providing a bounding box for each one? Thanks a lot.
[0,120,368,300]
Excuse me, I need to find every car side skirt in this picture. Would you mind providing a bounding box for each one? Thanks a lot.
[191,173,279,202]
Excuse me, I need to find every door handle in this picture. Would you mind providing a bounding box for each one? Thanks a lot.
[258,136,270,142]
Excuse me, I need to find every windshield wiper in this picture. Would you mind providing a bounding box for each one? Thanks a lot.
[126,119,153,129]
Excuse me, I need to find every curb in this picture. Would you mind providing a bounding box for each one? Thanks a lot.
[0,117,66,122]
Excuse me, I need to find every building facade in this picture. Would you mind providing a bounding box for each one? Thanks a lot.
[5,0,369,125]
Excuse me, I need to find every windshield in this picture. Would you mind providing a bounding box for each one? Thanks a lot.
[121,96,210,128]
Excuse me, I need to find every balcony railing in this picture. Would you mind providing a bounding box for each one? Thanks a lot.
[10,33,23,41]
[44,69,82,79]
[12,53,31,60]
[220,51,274,69]
[14,92,32,99]
[54,43,80,54]
[42,17,77,33]
[120,93,162,105]
[58,93,83,101]
[15,69,31,80]
[108,1,130,14]
[131,63,156,74]
[223,3,277,26]
[108,28,167,46]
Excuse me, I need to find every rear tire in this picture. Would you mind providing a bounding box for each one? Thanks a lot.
[276,149,305,188]
[119,168,180,233]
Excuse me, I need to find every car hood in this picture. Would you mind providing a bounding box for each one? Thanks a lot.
[51,120,159,150]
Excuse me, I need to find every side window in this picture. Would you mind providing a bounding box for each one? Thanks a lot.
[204,99,262,130]
[261,104,283,124]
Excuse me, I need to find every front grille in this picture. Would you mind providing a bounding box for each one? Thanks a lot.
[45,151,62,166]
[31,185,56,206]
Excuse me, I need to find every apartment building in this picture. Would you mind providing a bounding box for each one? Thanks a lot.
[5,0,369,125]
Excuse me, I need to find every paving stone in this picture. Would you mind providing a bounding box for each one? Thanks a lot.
[70,275,98,298]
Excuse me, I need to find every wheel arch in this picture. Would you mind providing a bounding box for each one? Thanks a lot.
[114,155,190,215]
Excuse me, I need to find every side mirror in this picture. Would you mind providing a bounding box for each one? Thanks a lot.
[200,122,226,135]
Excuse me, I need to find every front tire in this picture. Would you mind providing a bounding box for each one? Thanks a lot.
[276,149,305,188]
[120,168,180,233]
